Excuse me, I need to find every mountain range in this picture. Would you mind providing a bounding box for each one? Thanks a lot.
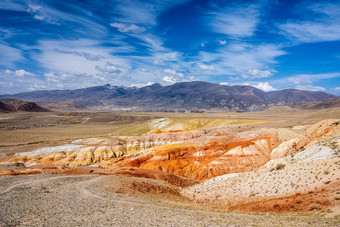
[1,81,337,112]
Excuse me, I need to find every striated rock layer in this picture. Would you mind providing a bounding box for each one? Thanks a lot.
[3,119,340,182]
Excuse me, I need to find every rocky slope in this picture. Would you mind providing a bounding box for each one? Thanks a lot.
[0,99,49,113]
[3,119,339,178]
[2,82,336,112]
[293,97,340,109]
[2,117,339,213]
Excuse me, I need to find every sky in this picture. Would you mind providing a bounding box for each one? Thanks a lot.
[0,0,340,95]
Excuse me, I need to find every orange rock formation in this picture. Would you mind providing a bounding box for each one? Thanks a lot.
[3,119,339,183]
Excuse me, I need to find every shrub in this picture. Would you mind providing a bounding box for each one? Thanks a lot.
[275,163,286,170]
[309,205,319,211]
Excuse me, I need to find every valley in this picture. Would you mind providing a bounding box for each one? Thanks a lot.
[0,107,339,226]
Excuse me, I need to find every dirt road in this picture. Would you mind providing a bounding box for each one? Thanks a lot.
[1,174,339,226]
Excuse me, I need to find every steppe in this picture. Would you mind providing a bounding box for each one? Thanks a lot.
[1,106,340,226]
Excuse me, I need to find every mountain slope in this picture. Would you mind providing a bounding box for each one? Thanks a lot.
[1,82,336,112]
[0,99,49,113]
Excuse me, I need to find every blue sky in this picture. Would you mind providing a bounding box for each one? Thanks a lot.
[0,0,339,94]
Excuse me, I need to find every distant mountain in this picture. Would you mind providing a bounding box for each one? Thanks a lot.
[292,97,340,109]
[0,99,49,113]
[1,82,336,112]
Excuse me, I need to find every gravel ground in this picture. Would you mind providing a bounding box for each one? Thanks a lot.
[1,174,339,226]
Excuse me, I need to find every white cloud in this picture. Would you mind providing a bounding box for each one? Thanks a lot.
[5,69,35,77]
[0,1,26,11]
[5,69,34,77]
[201,43,205,47]
[43,71,131,89]
[296,85,326,91]
[27,4,41,12]
[219,40,227,45]
[0,43,24,67]
[113,0,189,26]
[161,74,197,85]
[188,76,198,81]
[280,73,340,86]
[73,51,103,61]
[164,69,184,77]
[95,62,123,74]
[207,4,260,37]
[0,69,46,94]
[219,82,228,85]
[23,1,107,37]
[332,87,340,95]
[110,22,145,33]
[287,77,301,85]
[32,39,129,75]
[113,1,158,26]
[198,63,215,71]
[242,69,275,79]
[198,43,286,79]
[279,3,340,43]
[162,75,177,84]
[130,81,155,88]
[270,72,340,91]
[254,82,276,92]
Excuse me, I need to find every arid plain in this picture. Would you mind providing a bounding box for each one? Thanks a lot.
[1,107,340,226]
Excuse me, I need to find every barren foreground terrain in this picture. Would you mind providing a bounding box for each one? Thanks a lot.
[1,107,340,226]
[1,174,339,226]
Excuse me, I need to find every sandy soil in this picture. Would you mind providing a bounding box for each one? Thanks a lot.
[1,174,339,226]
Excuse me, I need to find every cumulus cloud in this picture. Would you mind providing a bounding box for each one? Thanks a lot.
[198,63,215,71]
[296,85,326,91]
[242,69,275,79]
[219,40,227,45]
[254,82,276,92]
[162,75,177,84]
[0,69,46,94]
[219,82,228,85]
[5,69,35,77]
[130,81,155,88]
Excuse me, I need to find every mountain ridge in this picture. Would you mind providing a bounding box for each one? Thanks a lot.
[1,81,336,112]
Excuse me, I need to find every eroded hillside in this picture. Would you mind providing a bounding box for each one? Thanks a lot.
[1,116,339,213]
